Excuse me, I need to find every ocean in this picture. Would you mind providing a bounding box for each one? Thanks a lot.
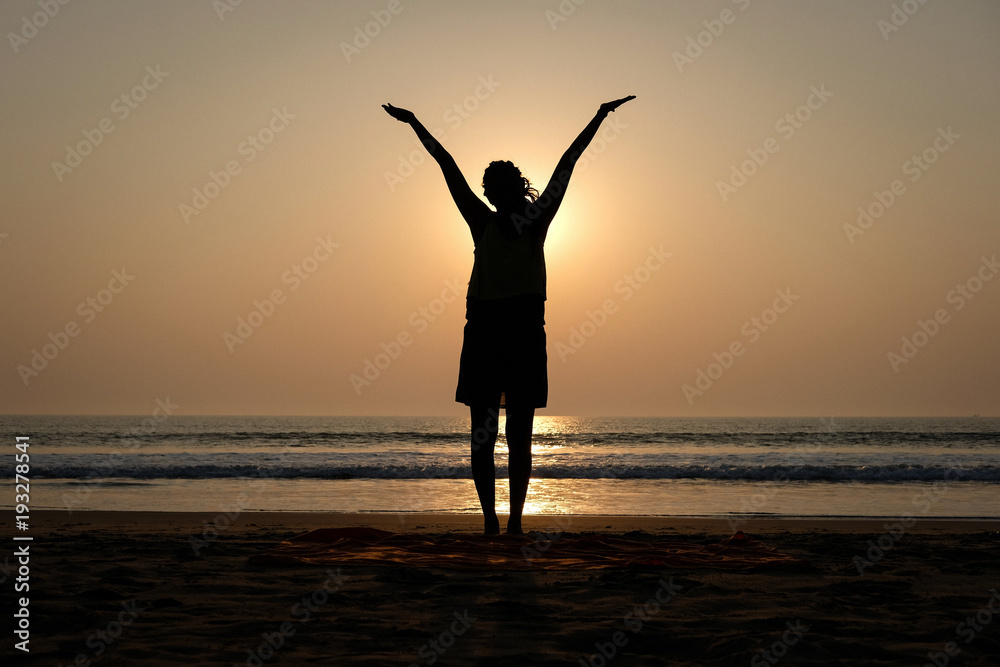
[3,415,997,521]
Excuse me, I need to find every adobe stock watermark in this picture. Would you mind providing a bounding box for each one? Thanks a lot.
[579,577,682,666]
[923,589,1000,667]
[240,568,348,666]
[350,278,464,394]
[887,253,997,372]
[393,458,464,521]
[555,245,670,362]
[223,236,338,353]
[407,610,476,667]
[521,515,574,564]
[506,112,628,237]
[191,447,296,556]
[672,0,752,72]
[340,0,409,63]
[56,600,147,667]
[877,0,932,42]
[17,267,135,386]
[567,112,629,176]
[852,468,960,575]
[51,65,169,182]
[716,84,833,202]
[7,0,72,54]
[191,494,263,556]
[179,107,295,224]
[544,0,588,31]
[212,0,246,21]
[62,396,180,512]
[750,620,809,666]
[725,417,836,531]
[843,126,959,243]
[682,288,799,405]
[385,74,501,191]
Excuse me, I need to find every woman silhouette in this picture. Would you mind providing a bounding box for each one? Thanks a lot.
[383,95,635,534]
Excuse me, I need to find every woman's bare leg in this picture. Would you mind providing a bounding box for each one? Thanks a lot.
[504,407,535,535]
[470,404,501,535]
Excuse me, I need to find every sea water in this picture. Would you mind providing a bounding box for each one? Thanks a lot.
[3,415,997,519]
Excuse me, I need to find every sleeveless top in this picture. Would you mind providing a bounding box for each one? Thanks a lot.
[466,213,546,301]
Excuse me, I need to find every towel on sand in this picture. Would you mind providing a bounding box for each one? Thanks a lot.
[249,528,810,571]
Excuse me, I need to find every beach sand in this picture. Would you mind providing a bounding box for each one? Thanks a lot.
[13,511,1000,665]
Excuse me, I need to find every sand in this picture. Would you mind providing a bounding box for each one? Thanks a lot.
[11,511,1000,666]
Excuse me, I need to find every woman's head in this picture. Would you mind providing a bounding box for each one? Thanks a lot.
[482,160,538,208]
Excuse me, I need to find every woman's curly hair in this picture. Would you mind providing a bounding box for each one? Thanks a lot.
[482,160,539,203]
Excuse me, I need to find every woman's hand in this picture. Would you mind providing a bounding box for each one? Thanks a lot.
[599,95,636,116]
[382,103,416,124]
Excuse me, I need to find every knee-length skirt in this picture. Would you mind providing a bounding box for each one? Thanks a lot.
[455,294,547,409]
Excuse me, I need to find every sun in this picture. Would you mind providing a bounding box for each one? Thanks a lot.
[542,195,594,268]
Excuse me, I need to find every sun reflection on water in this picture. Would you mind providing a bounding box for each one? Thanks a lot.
[492,478,587,516]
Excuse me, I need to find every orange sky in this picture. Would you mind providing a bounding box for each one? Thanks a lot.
[2,1,998,416]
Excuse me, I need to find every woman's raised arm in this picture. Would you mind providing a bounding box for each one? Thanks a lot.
[525,95,635,232]
[382,103,490,229]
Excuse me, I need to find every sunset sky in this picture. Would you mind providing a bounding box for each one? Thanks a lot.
[2,0,998,417]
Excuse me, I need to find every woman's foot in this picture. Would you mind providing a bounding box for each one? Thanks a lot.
[505,520,523,536]
[484,514,500,536]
